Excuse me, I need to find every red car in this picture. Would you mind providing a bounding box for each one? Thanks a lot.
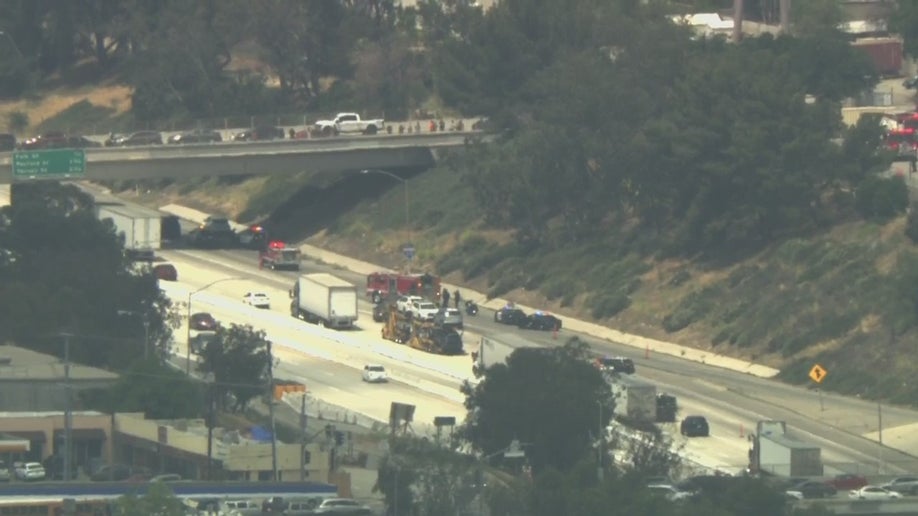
[826,473,869,490]
[152,263,177,282]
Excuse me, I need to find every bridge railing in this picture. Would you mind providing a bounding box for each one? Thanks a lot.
[65,110,475,138]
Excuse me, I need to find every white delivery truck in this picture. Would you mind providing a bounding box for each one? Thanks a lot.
[96,203,162,259]
[290,273,358,329]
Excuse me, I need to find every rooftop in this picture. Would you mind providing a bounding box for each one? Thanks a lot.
[0,345,119,382]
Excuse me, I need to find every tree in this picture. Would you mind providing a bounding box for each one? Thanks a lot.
[197,324,270,412]
[460,338,613,472]
[82,359,204,419]
[376,436,479,516]
[889,1,918,58]
[113,481,185,516]
[0,183,172,369]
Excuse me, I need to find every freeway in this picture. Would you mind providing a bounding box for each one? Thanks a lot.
[158,243,918,477]
[14,182,918,479]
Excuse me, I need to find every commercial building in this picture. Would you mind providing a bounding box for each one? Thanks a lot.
[0,344,118,411]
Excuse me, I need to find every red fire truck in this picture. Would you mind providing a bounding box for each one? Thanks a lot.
[366,272,441,303]
[885,127,918,156]
[259,240,301,270]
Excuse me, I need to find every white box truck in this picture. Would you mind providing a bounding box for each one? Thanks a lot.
[96,204,162,259]
[610,376,657,423]
[290,273,358,329]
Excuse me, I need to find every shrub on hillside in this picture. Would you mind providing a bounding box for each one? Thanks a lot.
[855,175,908,220]
[589,291,631,319]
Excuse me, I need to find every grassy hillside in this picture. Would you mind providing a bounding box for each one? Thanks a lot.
[32,92,918,407]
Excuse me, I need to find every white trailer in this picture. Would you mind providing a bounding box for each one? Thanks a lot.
[96,204,162,258]
[473,336,547,377]
[290,273,358,329]
[610,376,657,423]
[757,434,822,477]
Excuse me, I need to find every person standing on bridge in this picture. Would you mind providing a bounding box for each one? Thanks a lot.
[441,289,450,309]
[454,289,461,309]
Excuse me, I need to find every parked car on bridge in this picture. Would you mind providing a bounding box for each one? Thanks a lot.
[67,135,102,148]
[19,132,68,149]
[881,476,918,495]
[0,133,15,151]
[106,131,163,147]
[233,126,284,141]
[849,485,901,500]
[167,129,222,144]
[785,480,837,499]
[827,473,869,490]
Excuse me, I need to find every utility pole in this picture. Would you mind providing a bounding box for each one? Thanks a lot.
[878,401,884,475]
[597,402,604,483]
[206,377,214,480]
[733,0,744,43]
[300,394,307,481]
[779,0,791,33]
[142,314,150,360]
[267,340,278,481]
[62,333,73,482]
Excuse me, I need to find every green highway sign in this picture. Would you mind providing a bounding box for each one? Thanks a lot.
[12,149,86,179]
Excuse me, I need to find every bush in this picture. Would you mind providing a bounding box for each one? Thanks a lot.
[855,175,908,220]
[589,291,631,319]
[661,287,720,333]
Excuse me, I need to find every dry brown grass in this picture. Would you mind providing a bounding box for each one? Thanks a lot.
[0,84,132,134]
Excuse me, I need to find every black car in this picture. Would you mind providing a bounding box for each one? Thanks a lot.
[905,75,918,89]
[67,135,102,148]
[108,131,163,146]
[494,306,527,325]
[237,225,269,250]
[160,216,182,246]
[233,126,284,141]
[518,312,562,331]
[90,464,132,482]
[788,480,837,499]
[190,312,218,331]
[680,415,710,437]
[0,133,15,151]
[597,357,635,374]
[190,216,237,248]
[167,129,222,144]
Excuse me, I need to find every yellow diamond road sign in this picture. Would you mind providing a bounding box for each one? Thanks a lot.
[809,364,827,383]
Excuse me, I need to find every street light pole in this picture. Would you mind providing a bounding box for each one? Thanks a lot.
[185,277,242,375]
[267,340,278,481]
[360,169,411,273]
[0,31,24,59]
[62,333,73,482]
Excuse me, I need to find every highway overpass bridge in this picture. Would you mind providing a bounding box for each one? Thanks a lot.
[0,132,480,184]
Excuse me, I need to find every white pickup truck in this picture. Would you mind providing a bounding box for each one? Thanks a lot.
[314,112,385,136]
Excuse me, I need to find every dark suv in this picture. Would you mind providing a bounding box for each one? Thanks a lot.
[190,216,237,248]
[597,357,635,375]
[680,415,710,437]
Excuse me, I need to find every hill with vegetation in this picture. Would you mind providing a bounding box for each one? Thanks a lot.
[9,0,918,407]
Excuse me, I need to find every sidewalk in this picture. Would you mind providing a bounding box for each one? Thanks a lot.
[159,203,779,379]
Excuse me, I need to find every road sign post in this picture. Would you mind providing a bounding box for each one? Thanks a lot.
[402,243,415,274]
[12,149,86,180]
[809,364,827,412]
